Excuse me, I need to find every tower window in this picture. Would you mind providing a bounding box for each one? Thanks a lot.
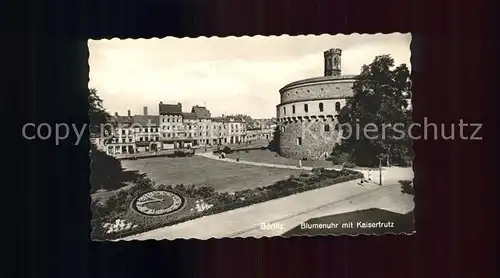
[324,124,330,132]
[335,102,341,112]
[304,104,308,113]
[297,137,302,146]
[283,107,286,115]
[319,103,324,112]
[292,105,295,114]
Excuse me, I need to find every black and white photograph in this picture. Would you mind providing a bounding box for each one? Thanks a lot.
[89,33,414,241]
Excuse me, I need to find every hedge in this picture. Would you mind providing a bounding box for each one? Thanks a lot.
[92,169,363,240]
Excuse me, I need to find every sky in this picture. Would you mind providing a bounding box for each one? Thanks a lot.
[89,33,411,119]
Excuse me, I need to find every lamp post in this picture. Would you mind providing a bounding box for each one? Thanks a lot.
[377,154,384,186]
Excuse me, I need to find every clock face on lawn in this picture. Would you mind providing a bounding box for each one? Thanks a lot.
[132,190,185,216]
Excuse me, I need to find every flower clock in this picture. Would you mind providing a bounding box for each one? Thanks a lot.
[132,190,185,216]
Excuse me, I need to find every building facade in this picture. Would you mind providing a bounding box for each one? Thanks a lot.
[102,103,268,156]
[276,48,356,160]
[105,108,161,155]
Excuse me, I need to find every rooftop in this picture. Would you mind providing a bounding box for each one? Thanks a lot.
[191,105,211,119]
[182,112,198,120]
[159,102,182,115]
[112,115,160,126]
[279,75,357,94]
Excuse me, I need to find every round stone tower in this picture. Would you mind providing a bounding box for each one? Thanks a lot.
[276,48,356,160]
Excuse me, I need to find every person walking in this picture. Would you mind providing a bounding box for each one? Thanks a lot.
[368,170,373,183]
[358,172,365,186]
[298,159,302,168]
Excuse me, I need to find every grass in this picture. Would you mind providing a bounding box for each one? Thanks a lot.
[226,149,336,168]
[120,155,304,193]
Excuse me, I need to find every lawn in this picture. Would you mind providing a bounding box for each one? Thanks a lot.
[120,155,304,192]
[226,149,335,168]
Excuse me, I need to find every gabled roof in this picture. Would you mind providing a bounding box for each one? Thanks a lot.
[112,116,134,125]
[182,112,198,120]
[211,117,225,123]
[191,105,211,119]
[132,115,160,126]
[159,103,182,115]
[110,115,159,126]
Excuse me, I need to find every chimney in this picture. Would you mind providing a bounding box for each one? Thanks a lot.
[115,112,118,117]
[143,106,148,115]
[127,110,131,117]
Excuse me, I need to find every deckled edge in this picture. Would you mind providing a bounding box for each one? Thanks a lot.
[89,32,415,242]
[88,40,95,241]
[88,32,410,42]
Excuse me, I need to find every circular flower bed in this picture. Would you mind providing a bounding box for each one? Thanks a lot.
[91,168,363,240]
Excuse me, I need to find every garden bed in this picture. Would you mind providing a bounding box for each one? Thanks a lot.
[91,168,363,240]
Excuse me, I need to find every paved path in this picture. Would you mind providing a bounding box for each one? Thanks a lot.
[196,152,338,171]
[122,177,412,240]
[119,153,413,240]
[196,152,413,181]
[235,182,414,238]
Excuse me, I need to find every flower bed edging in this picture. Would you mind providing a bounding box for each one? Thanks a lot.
[92,169,363,240]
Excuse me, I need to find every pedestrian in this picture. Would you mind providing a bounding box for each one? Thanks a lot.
[298,159,302,168]
[368,170,373,183]
[358,178,364,186]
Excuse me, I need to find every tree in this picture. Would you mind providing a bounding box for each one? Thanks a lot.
[90,144,127,193]
[89,88,112,133]
[267,126,280,152]
[335,55,412,167]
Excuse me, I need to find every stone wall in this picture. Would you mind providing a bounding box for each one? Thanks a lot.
[278,118,342,160]
[277,77,355,160]
[277,99,347,121]
[280,79,355,104]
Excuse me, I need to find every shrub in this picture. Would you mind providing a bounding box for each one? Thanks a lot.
[311,167,325,175]
[90,144,141,193]
[399,180,414,195]
[327,152,351,164]
[223,146,231,153]
[343,162,356,168]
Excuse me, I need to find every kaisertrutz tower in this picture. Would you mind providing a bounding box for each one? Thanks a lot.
[324,48,342,77]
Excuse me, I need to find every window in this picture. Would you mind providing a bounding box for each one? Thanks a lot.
[324,124,330,132]
[292,105,295,114]
[283,107,286,115]
[297,137,302,146]
[304,104,308,113]
[319,103,324,112]
[335,102,341,112]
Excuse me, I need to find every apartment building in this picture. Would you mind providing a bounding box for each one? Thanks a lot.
[101,102,273,156]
